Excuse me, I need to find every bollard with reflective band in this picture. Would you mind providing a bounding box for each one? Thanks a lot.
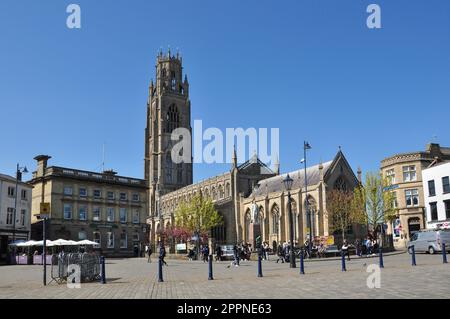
[379,247,384,268]
[411,245,417,266]
[299,249,305,275]
[158,258,164,282]
[341,250,346,272]
[443,243,448,264]
[100,256,106,284]
[257,251,263,278]
[208,255,214,280]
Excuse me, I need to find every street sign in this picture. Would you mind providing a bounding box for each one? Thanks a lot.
[40,202,50,214]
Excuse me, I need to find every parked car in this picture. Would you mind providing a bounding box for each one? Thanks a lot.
[407,230,450,254]
[220,245,235,260]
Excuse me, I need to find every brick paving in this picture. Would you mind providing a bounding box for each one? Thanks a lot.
[0,252,449,299]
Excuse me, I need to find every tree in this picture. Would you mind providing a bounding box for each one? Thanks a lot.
[351,172,398,236]
[327,189,356,241]
[174,193,223,241]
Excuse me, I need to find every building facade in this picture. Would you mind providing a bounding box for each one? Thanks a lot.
[422,162,450,230]
[0,173,32,261]
[29,155,148,258]
[381,143,450,249]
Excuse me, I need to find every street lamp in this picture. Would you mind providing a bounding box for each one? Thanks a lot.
[283,174,296,268]
[13,164,28,243]
[301,141,312,258]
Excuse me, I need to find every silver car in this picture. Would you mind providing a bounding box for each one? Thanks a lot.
[407,230,450,254]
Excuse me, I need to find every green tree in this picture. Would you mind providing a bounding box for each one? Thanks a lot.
[327,189,356,241]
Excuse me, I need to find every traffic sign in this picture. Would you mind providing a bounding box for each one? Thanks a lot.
[40,202,50,214]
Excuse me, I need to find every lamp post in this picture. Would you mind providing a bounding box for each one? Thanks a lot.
[283,174,296,268]
[13,164,28,243]
[301,141,312,258]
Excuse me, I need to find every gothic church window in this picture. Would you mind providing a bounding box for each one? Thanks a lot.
[166,153,173,183]
[166,104,180,133]
[334,177,348,191]
[271,204,280,234]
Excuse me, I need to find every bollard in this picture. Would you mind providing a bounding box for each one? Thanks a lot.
[257,251,263,278]
[158,258,164,282]
[379,246,384,268]
[341,250,346,272]
[299,249,305,275]
[443,243,448,264]
[411,245,416,266]
[208,255,214,280]
[100,256,106,284]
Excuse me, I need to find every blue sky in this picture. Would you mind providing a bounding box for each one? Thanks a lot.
[1,0,449,182]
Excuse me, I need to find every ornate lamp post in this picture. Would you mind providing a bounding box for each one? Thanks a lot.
[283,174,296,268]
[13,164,28,243]
[301,141,312,257]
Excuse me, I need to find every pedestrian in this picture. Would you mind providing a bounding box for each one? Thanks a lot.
[263,242,269,261]
[341,240,350,261]
[229,244,240,267]
[355,239,362,257]
[147,245,153,263]
[202,245,209,263]
[366,237,372,257]
[159,244,167,266]
[215,245,222,262]
[276,244,285,263]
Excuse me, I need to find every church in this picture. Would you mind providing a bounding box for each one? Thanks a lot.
[144,51,362,251]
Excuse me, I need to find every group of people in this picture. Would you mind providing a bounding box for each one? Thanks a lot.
[355,237,380,257]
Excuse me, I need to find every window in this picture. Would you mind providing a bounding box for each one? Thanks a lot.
[133,233,139,241]
[93,232,101,246]
[430,202,438,221]
[428,180,436,197]
[120,208,127,223]
[79,187,87,197]
[7,187,15,197]
[271,204,280,234]
[405,189,419,207]
[20,209,26,226]
[166,153,173,183]
[445,201,450,220]
[21,189,27,200]
[386,169,396,184]
[443,176,450,194]
[225,183,231,198]
[120,233,127,249]
[107,191,115,200]
[79,205,87,221]
[63,186,73,195]
[132,193,140,202]
[107,207,114,222]
[78,231,87,240]
[107,232,114,248]
[93,207,101,221]
[6,208,14,225]
[132,210,140,224]
[63,204,72,219]
[119,192,127,201]
[391,191,398,209]
[165,104,180,133]
[93,189,102,199]
[403,165,417,182]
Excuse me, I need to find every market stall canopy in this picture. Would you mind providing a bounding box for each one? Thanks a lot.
[13,240,38,247]
[48,239,77,246]
[77,240,99,245]
[33,240,53,246]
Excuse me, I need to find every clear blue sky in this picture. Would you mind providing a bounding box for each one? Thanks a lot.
[1,0,449,182]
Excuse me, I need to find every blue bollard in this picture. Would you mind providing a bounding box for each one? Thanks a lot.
[158,258,164,282]
[299,249,305,275]
[257,251,263,278]
[411,245,417,266]
[100,256,106,284]
[341,250,346,272]
[443,243,448,264]
[208,255,214,280]
[379,247,384,268]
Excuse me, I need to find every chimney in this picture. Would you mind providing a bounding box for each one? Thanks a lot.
[34,155,51,178]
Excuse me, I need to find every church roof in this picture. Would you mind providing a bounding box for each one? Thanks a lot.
[237,154,274,175]
[250,160,333,197]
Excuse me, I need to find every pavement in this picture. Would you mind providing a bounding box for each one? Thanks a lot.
[0,251,449,299]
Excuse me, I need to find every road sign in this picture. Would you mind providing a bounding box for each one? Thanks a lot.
[40,202,50,214]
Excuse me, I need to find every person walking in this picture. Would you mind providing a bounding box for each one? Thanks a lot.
[341,240,350,261]
[228,244,240,267]
[147,245,153,263]
[159,244,167,266]
[276,244,285,263]
[366,237,372,257]
[202,245,209,263]
[215,245,222,262]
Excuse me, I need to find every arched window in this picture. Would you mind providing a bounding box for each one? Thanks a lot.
[225,183,231,198]
[218,185,224,199]
[271,204,280,234]
[290,200,298,240]
[165,153,173,183]
[165,104,180,133]
[305,196,317,236]
[334,177,348,191]
[205,188,210,198]
[211,212,226,244]
[245,209,252,241]
[212,187,217,200]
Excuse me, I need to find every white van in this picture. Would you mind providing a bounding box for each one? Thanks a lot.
[407,230,450,254]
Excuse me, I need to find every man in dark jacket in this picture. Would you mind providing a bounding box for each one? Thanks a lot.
[159,244,167,266]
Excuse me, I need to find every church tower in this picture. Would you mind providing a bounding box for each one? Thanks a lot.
[145,50,193,216]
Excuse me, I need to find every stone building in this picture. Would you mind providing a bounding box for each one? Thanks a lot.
[29,155,148,258]
[381,143,450,249]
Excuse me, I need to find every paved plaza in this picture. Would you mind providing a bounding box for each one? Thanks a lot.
[0,252,449,299]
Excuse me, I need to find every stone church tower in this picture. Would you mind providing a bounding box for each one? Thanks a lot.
[144,50,193,216]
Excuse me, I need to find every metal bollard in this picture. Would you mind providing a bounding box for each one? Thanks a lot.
[411,245,417,266]
[299,249,305,275]
[208,255,214,280]
[100,256,106,284]
[379,246,384,268]
[158,258,164,282]
[341,250,346,272]
[443,243,448,264]
[257,251,263,278]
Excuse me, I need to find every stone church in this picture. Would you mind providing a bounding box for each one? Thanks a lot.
[144,52,361,250]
